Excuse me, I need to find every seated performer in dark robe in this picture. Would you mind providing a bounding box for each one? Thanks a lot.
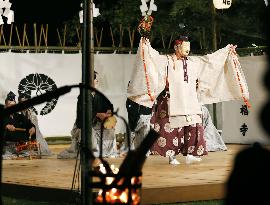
[18,93,51,155]
[58,71,117,159]
[78,71,117,157]
[3,91,36,143]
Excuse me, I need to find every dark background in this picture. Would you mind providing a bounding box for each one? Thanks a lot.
[11,0,80,23]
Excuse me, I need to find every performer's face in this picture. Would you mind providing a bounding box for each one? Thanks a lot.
[175,41,190,57]
[94,78,99,88]
[5,100,16,108]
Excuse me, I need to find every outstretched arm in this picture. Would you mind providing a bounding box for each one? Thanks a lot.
[128,37,167,103]
[197,45,250,106]
[126,16,167,107]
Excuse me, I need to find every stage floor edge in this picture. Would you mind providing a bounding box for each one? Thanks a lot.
[2,144,247,204]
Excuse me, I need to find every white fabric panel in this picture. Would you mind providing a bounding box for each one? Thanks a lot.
[0,52,135,137]
[0,52,269,144]
[222,55,270,144]
[94,54,135,135]
[0,52,81,137]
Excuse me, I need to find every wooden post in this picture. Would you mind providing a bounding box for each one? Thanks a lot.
[211,1,222,130]
[0,104,4,205]
[211,3,217,51]
[81,0,94,204]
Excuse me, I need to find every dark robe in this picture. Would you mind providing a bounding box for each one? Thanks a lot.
[3,113,36,142]
[126,98,152,131]
[75,92,113,129]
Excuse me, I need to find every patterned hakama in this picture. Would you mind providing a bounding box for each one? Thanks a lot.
[150,90,207,157]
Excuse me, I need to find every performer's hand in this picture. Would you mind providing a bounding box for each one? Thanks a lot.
[138,15,154,38]
[227,44,237,52]
[106,110,112,116]
[29,127,36,136]
[6,124,16,131]
[96,113,107,121]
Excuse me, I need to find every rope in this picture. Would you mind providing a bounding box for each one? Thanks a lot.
[141,39,155,102]
[229,47,251,108]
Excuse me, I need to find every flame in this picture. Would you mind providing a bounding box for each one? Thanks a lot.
[119,190,128,203]
[95,164,141,204]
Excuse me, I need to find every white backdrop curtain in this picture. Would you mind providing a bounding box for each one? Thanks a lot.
[222,55,270,144]
[0,52,269,144]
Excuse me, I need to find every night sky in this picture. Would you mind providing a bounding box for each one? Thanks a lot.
[10,0,81,24]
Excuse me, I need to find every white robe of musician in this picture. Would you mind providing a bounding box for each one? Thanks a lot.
[127,38,249,128]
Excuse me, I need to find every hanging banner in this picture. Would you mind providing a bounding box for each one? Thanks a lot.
[213,0,232,9]
[222,55,270,144]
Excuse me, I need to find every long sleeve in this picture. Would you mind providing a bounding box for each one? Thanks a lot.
[28,110,52,155]
[196,45,249,105]
[127,38,167,108]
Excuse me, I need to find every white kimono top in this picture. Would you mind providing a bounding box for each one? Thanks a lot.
[127,38,249,127]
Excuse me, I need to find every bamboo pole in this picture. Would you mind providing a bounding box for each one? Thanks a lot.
[38,25,43,47]
[24,25,30,47]
[15,26,22,46]
[118,24,124,48]
[128,27,135,50]
[45,24,48,47]
[0,25,7,46]
[56,28,63,47]
[211,4,217,51]
[63,24,67,47]
[76,26,82,47]
[94,27,103,48]
[167,33,174,50]
[110,26,115,48]
[22,24,27,47]
[33,23,38,49]
[98,27,103,47]
[8,24,13,47]
[160,31,165,49]
[38,24,48,47]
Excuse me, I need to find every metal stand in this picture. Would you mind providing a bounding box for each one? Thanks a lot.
[0,104,4,205]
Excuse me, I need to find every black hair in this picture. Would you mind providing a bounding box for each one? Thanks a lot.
[5,91,16,104]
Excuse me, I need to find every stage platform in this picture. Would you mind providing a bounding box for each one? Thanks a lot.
[2,144,248,204]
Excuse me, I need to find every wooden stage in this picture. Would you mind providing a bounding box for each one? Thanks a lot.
[2,144,248,204]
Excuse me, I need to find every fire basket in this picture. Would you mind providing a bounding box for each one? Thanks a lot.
[92,166,142,204]
[90,114,159,204]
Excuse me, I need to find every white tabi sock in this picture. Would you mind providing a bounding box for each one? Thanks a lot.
[185,154,202,164]
[169,156,180,165]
